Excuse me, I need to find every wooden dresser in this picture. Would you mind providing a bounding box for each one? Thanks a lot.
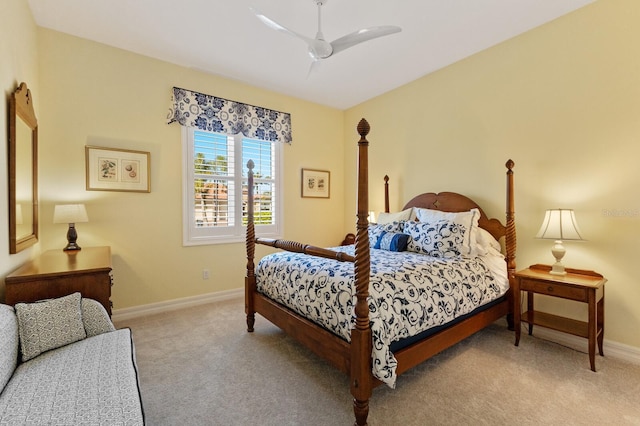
[5,246,113,315]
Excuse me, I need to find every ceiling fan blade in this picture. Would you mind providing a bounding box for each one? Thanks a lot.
[306,58,322,79]
[330,25,401,56]
[250,7,316,46]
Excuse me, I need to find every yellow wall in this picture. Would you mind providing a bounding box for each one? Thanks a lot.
[0,0,41,300]
[2,0,639,352]
[34,29,344,309]
[345,0,640,348]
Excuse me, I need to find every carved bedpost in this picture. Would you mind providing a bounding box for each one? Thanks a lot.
[505,159,516,330]
[384,175,390,213]
[351,119,372,426]
[245,160,256,332]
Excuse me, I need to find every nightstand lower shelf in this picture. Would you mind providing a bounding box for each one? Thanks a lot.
[521,310,590,338]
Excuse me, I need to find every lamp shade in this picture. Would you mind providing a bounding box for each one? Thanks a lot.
[536,209,583,241]
[53,204,89,224]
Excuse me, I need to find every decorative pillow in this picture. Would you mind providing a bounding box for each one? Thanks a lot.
[81,298,116,337]
[374,231,410,252]
[15,292,87,362]
[405,220,471,258]
[413,207,479,255]
[376,208,412,225]
[368,221,405,247]
[0,304,18,393]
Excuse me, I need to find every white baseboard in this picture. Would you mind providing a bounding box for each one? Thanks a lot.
[529,327,640,366]
[111,288,243,322]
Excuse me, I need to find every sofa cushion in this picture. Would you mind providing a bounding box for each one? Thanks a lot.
[81,298,115,337]
[0,304,18,394]
[15,293,86,362]
[0,328,144,425]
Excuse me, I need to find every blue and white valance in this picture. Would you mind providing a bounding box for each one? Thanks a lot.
[167,86,292,144]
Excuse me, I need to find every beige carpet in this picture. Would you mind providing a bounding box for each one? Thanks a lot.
[115,298,640,426]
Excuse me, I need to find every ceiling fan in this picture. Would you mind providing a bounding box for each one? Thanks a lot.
[250,0,401,63]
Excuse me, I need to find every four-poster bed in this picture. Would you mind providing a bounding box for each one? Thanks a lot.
[245,118,516,426]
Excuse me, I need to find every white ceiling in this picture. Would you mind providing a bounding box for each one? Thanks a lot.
[28,0,594,110]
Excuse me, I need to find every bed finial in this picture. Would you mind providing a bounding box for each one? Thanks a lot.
[506,159,514,171]
[357,118,370,138]
[384,175,390,214]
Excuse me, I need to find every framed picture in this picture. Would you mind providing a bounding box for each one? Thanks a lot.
[301,168,330,198]
[85,146,150,192]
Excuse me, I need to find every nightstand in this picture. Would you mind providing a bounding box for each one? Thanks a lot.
[514,264,606,371]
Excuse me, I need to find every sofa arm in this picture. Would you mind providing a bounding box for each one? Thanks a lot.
[81,298,116,337]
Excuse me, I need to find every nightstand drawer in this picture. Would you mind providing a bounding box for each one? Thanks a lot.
[519,278,588,301]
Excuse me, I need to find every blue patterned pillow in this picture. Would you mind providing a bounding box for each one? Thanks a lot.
[374,231,410,252]
[413,208,479,255]
[368,221,405,247]
[405,220,469,258]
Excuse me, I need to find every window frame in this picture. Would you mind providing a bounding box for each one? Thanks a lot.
[182,126,283,246]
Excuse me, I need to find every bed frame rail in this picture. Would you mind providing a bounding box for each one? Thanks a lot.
[255,238,355,262]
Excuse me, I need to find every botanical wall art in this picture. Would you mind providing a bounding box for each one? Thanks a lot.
[86,146,150,192]
[301,168,330,198]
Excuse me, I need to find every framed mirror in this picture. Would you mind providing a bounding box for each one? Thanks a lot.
[8,82,38,253]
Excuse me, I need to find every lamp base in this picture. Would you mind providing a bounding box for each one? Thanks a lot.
[63,223,82,251]
[549,262,567,275]
[549,240,567,275]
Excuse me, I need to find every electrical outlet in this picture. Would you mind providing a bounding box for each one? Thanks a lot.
[202,269,210,280]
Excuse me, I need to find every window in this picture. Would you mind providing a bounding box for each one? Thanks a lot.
[182,127,282,245]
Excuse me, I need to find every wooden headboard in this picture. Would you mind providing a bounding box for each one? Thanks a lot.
[402,192,506,242]
[382,160,516,272]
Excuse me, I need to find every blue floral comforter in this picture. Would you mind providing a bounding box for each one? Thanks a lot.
[256,245,508,388]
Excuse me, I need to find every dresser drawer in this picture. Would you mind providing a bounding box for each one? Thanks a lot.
[519,278,588,302]
[5,247,113,315]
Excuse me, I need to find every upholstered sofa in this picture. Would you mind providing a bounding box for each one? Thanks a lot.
[0,292,144,425]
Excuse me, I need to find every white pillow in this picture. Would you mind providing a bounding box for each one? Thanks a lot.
[376,208,412,224]
[475,227,502,253]
[413,207,479,255]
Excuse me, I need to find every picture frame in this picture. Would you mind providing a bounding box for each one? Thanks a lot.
[301,168,330,198]
[85,146,150,192]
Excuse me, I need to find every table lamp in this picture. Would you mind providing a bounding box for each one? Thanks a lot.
[53,204,89,251]
[536,209,583,275]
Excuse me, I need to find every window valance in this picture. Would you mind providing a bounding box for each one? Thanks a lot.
[167,86,292,144]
